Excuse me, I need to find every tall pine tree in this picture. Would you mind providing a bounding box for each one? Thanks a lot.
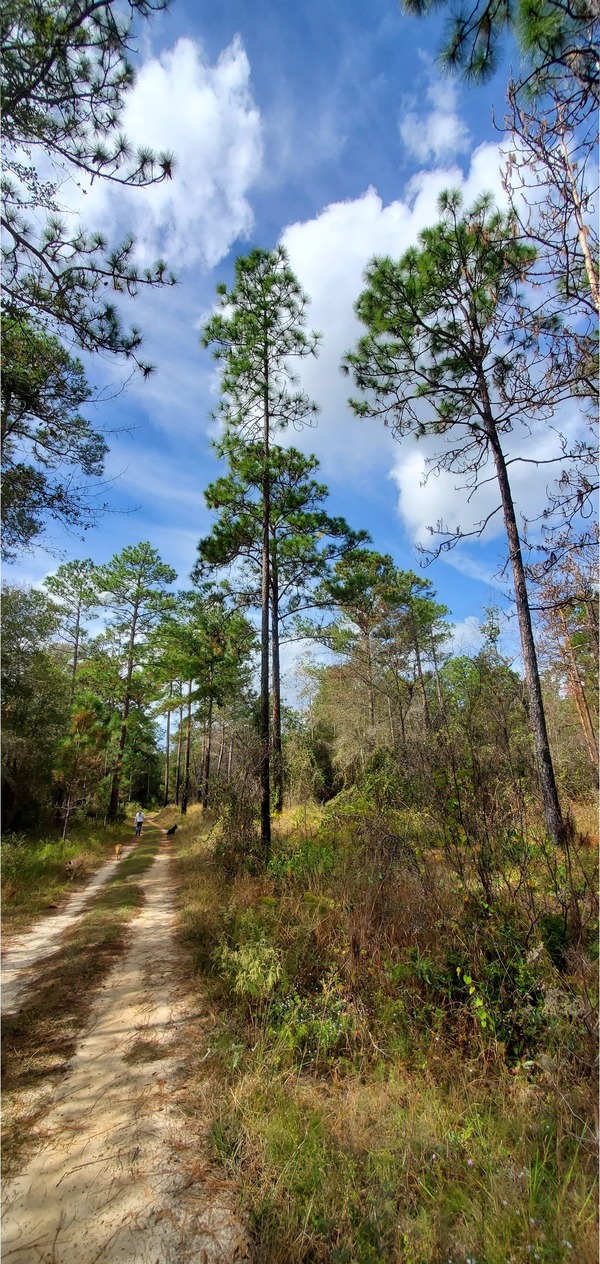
[201,247,320,856]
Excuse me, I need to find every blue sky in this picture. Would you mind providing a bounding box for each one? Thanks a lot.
[7,0,585,677]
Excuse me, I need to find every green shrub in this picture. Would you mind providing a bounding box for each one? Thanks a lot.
[269,971,359,1063]
[213,782,261,875]
[268,835,335,882]
[214,937,282,1002]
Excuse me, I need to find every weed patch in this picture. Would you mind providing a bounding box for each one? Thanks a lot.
[173,803,598,1264]
[1,822,140,937]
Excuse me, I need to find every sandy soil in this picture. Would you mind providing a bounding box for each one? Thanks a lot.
[1,850,130,1017]
[1,839,252,1263]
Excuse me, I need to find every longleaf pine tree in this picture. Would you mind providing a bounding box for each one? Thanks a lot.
[201,247,320,856]
[344,191,572,850]
[97,542,176,820]
[194,437,365,811]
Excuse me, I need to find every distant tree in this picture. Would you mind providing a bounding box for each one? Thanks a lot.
[1,318,108,558]
[343,190,579,849]
[121,706,163,807]
[1,584,69,830]
[1,0,176,368]
[201,247,320,856]
[532,550,599,773]
[314,549,448,748]
[53,696,109,837]
[96,542,176,820]
[150,591,255,811]
[44,558,98,701]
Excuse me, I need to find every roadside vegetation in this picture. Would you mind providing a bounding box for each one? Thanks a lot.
[1,820,143,938]
[171,787,597,1264]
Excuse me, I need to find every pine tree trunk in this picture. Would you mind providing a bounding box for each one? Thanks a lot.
[163,681,173,806]
[365,630,376,730]
[108,601,139,820]
[201,691,214,809]
[216,722,226,776]
[387,695,396,746]
[430,636,444,712]
[61,791,72,841]
[485,413,566,847]
[584,597,599,661]
[271,545,284,813]
[260,362,272,858]
[410,607,431,730]
[181,680,193,815]
[175,691,183,806]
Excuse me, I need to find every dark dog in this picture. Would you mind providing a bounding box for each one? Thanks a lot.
[166,824,178,837]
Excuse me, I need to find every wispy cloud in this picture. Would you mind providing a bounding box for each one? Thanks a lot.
[399,61,471,164]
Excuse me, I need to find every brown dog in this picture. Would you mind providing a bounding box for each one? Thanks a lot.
[114,843,123,861]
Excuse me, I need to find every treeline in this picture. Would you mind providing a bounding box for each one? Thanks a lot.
[2,527,596,845]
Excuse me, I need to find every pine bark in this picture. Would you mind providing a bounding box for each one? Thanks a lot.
[259,353,271,857]
[271,542,284,813]
[181,680,193,815]
[216,723,225,776]
[108,598,139,820]
[410,606,431,730]
[201,690,214,809]
[163,681,172,806]
[175,692,183,806]
[484,408,566,847]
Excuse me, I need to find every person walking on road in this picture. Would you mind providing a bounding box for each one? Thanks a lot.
[134,809,145,837]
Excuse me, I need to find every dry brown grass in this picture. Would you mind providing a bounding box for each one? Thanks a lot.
[169,801,598,1264]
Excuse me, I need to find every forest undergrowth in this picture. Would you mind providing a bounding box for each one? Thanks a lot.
[173,788,598,1264]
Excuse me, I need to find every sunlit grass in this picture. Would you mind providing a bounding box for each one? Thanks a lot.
[173,802,598,1264]
[1,821,139,935]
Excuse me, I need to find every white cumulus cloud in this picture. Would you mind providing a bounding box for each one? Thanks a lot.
[60,36,263,271]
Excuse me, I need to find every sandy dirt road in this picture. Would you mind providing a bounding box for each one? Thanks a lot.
[1,839,252,1263]
[2,850,129,1017]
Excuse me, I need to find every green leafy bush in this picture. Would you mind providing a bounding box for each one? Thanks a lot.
[214,937,282,1001]
[269,972,358,1063]
[268,835,335,882]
